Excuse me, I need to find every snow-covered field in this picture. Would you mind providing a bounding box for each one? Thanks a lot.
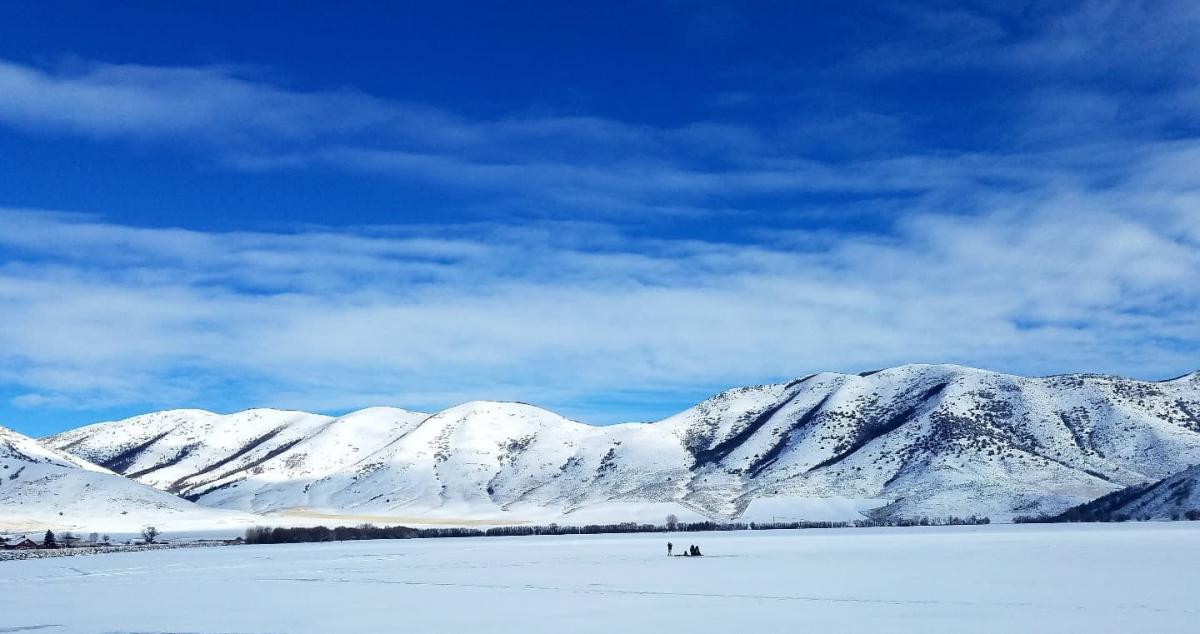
[2,522,1198,633]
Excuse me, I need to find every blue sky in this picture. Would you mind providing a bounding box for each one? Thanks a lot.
[1,1,1198,436]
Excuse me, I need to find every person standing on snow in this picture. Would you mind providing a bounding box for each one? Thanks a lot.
[667,542,673,556]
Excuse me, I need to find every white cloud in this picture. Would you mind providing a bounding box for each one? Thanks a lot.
[1,178,1196,422]
[0,56,1118,219]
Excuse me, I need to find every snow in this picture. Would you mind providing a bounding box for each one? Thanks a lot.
[0,425,258,533]
[251,500,715,530]
[550,501,709,525]
[45,406,429,496]
[738,495,888,522]
[1097,464,1200,519]
[39,364,1200,522]
[1,522,1197,633]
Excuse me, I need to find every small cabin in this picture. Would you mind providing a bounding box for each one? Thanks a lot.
[7,538,39,550]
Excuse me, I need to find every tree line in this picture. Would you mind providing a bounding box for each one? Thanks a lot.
[242,515,991,545]
[1015,508,1200,523]
[4,528,151,550]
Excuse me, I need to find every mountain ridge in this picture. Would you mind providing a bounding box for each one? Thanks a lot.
[42,364,1200,522]
[0,424,254,532]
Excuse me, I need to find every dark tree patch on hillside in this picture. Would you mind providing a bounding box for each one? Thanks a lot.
[171,428,300,493]
[99,430,172,473]
[747,393,834,477]
[810,382,951,472]
[127,444,200,479]
[691,389,806,469]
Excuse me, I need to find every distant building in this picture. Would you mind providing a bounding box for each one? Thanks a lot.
[6,537,39,550]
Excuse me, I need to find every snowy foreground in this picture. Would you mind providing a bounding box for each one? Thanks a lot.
[3,523,1198,633]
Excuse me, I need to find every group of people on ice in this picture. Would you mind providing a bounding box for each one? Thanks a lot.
[667,542,702,557]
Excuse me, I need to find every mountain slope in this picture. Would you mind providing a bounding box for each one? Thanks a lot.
[0,424,252,532]
[47,407,429,509]
[661,365,1200,519]
[45,364,1200,521]
[1044,463,1200,521]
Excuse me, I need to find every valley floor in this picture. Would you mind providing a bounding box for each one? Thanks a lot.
[1,522,1197,633]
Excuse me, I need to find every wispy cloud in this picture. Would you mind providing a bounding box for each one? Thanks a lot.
[0,57,811,217]
[0,49,1155,220]
[0,4,1193,224]
[843,1,1200,143]
[1,182,1196,422]
[0,60,757,161]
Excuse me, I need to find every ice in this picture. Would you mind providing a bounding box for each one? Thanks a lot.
[2,522,1198,633]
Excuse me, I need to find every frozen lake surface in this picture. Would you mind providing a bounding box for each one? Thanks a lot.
[3,522,1198,633]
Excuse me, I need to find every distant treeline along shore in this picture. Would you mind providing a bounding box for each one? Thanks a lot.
[243,515,993,545]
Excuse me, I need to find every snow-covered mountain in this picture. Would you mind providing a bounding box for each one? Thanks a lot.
[0,424,253,532]
[1046,463,1200,521]
[47,407,429,503]
[44,364,1200,521]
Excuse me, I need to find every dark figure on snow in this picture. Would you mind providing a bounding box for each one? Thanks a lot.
[690,544,702,556]
[667,542,673,556]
